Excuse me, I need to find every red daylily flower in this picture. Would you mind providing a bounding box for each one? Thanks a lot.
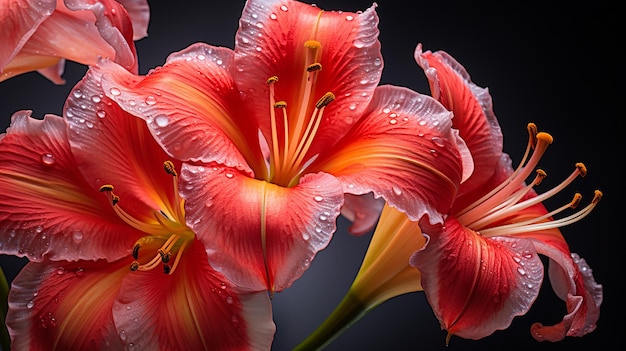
[82,0,470,293]
[0,69,275,349]
[294,43,603,350]
[0,0,149,84]
[410,44,603,343]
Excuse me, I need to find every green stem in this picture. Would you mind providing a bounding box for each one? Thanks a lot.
[293,290,372,351]
[0,268,10,351]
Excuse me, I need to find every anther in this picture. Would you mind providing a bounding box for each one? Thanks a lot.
[592,190,603,203]
[274,101,287,108]
[99,184,114,192]
[534,169,547,185]
[111,194,120,206]
[163,161,177,176]
[570,193,583,209]
[304,40,321,49]
[130,262,139,271]
[315,92,335,108]
[536,132,553,145]
[527,123,538,147]
[132,244,140,259]
[266,76,279,84]
[159,250,171,263]
[163,265,171,275]
[307,63,322,72]
[575,162,587,177]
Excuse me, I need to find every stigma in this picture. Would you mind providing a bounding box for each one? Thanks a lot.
[455,123,602,237]
[260,39,334,187]
[99,161,193,274]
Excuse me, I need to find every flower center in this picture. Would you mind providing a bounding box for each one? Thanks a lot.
[99,161,193,274]
[455,123,602,236]
[262,39,335,187]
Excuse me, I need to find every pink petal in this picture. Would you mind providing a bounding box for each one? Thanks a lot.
[315,85,471,226]
[410,218,544,339]
[235,0,383,155]
[98,47,258,175]
[415,44,503,202]
[116,0,150,40]
[0,0,56,70]
[340,193,385,236]
[0,111,139,261]
[6,259,128,350]
[181,164,344,292]
[113,240,275,350]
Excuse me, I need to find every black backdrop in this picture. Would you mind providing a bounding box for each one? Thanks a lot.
[0,1,620,350]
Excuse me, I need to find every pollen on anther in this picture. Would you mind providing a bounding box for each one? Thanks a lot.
[536,132,553,144]
[266,76,279,84]
[163,265,171,274]
[274,101,287,108]
[575,162,587,177]
[111,194,120,206]
[163,161,177,176]
[304,40,321,49]
[316,92,335,108]
[130,262,139,271]
[159,250,171,263]
[307,63,322,72]
[570,193,583,209]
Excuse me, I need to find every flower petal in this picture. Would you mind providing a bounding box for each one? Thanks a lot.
[410,217,544,340]
[113,240,275,350]
[0,0,55,71]
[181,164,344,292]
[415,44,503,201]
[0,111,138,261]
[6,259,128,350]
[116,0,150,40]
[65,64,181,223]
[340,193,385,236]
[315,85,471,225]
[98,46,258,175]
[235,0,383,153]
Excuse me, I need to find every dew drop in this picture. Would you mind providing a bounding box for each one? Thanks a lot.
[302,232,310,241]
[270,13,277,20]
[225,173,234,178]
[431,136,445,147]
[392,186,402,195]
[353,39,365,48]
[389,119,397,125]
[35,226,43,233]
[96,110,106,118]
[517,267,526,275]
[345,15,354,21]
[348,103,357,110]
[119,330,127,341]
[27,300,34,309]
[314,195,323,202]
[41,153,56,166]
[109,87,121,96]
[56,267,65,275]
[72,89,83,99]
[145,96,157,105]
[72,230,84,243]
[226,296,233,304]
[154,114,169,127]
[197,54,206,60]
[280,5,288,11]
[91,95,101,103]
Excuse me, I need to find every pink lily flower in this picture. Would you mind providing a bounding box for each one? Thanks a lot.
[81,0,471,294]
[411,44,603,343]
[0,69,275,349]
[294,44,603,349]
[0,0,149,84]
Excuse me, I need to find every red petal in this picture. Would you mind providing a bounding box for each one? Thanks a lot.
[235,0,383,155]
[6,259,128,350]
[181,164,344,292]
[113,240,275,350]
[316,85,470,225]
[98,48,258,175]
[0,112,136,261]
[415,44,503,201]
[410,218,544,339]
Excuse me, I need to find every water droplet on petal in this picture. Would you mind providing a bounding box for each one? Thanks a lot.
[41,153,56,166]
[154,114,169,127]
[27,300,34,309]
[72,230,84,243]
[314,195,323,202]
[109,87,121,96]
[353,39,365,48]
[145,96,157,105]
[97,110,106,118]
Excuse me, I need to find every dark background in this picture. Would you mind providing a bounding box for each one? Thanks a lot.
[0,1,621,350]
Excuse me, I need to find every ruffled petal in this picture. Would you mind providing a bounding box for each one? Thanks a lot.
[415,44,503,203]
[0,0,55,70]
[410,218,544,340]
[6,259,128,350]
[527,235,602,341]
[112,240,275,350]
[0,112,138,261]
[65,64,181,224]
[98,47,258,175]
[235,0,383,153]
[315,85,471,225]
[181,164,344,292]
[1,0,138,83]
[340,193,385,236]
[116,0,150,40]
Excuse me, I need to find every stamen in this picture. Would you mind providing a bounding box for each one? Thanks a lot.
[315,92,335,108]
[274,101,287,108]
[163,160,177,176]
[307,63,322,72]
